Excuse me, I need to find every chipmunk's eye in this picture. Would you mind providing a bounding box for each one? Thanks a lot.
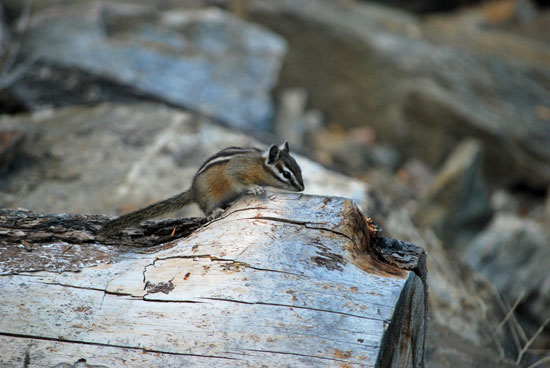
[283,170,292,179]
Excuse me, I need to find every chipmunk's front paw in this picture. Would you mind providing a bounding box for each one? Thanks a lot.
[247,185,266,196]
[207,208,225,221]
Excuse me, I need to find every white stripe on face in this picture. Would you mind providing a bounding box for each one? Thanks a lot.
[281,165,298,188]
[262,158,284,184]
[265,160,296,187]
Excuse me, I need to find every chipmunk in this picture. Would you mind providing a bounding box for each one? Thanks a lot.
[101,141,304,235]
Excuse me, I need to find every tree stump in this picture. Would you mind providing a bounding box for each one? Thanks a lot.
[0,193,427,367]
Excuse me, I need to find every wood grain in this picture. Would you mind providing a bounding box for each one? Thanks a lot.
[0,193,427,367]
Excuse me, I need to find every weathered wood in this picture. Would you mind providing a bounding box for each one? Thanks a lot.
[0,209,206,275]
[0,209,206,248]
[0,193,427,367]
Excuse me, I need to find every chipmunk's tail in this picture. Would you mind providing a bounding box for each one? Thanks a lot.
[100,190,194,235]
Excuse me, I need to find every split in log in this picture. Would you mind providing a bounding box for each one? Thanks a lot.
[0,193,427,367]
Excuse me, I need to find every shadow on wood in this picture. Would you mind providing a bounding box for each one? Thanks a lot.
[0,193,427,367]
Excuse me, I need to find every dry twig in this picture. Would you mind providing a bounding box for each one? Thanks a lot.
[527,356,550,368]
[516,318,550,365]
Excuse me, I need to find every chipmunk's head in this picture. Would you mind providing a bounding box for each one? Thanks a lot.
[263,141,304,192]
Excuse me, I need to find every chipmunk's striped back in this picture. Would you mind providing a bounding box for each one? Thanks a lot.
[196,147,261,176]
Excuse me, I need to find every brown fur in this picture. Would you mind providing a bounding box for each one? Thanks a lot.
[101,143,303,234]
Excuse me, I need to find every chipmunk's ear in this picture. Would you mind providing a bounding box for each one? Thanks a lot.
[279,141,289,153]
[264,144,280,164]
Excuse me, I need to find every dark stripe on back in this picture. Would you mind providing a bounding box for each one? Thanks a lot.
[197,147,261,173]
[195,157,231,177]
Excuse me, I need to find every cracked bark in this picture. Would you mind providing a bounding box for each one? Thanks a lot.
[0,193,427,367]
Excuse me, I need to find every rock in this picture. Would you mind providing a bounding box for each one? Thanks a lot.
[0,3,8,52]
[370,144,402,170]
[381,209,502,350]
[426,321,515,368]
[480,0,537,25]
[275,88,308,147]
[21,4,286,131]
[399,158,436,198]
[0,2,22,114]
[312,125,401,175]
[273,88,323,152]
[0,102,369,217]
[414,139,493,247]
[0,130,25,174]
[2,60,169,112]
[497,6,550,44]
[248,0,550,189]
[490,189,520,214]
[465,214,550,333]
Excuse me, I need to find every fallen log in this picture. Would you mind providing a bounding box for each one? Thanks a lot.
[0,193,427,367]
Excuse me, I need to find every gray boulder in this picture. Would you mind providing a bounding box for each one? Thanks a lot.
[248,0,550,188]
[465,214,550,329]
[415,139,493,247]
[21,4,286,131]
[0,103,368,217]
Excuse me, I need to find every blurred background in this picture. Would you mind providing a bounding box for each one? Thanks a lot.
[0,0,549,366]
